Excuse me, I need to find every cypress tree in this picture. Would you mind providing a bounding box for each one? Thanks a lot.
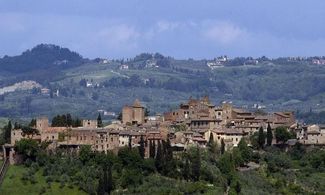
[183,155,190,181]
[66,113,72,127]
[266,123,273,146]
[29,119,36,127]
[191,146,201,181]
[105,165,113,194]
[235,181,241,194]
[97,171,105,195]
[148,140,153,158]
[150,140,156,158]
[97,113,103,128]
[208,132,214,147]
[4,121,12,144]
[128,135,132,149]
[155,141,163,172]
[221,139,225,155]
[138,135,145,159]
[258,126,265,149]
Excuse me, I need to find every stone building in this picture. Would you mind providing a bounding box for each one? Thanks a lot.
[297,124,325,145]
[122,99,145,125]
[82,119,98,128]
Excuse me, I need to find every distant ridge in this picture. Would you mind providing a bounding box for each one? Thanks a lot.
[0,44,86,73]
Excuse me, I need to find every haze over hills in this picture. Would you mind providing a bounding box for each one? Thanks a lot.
[0,44,324,123]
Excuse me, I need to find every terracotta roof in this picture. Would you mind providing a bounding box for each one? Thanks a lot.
[274,112,290,118]
[212,128,245,135]
[307,130,320,134]
[192,137,207,142]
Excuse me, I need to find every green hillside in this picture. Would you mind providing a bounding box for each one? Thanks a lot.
[0,45,324,123]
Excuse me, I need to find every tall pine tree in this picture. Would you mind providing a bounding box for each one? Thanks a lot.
[4,121,12,144]
[138,135,145,159]
[97,170,105,195]
[258,126,265,149]
[66,113,72,127]
[221,139,225,155]
[155,141,163,172]
[191,146,201,181]
[182,155,190,181]
[97,113,103,128]
[266,123,273,146]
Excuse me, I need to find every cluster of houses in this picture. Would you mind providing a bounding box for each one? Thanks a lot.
[4,97,325,164]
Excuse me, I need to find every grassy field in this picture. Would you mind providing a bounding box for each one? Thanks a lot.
[0,165,86,195]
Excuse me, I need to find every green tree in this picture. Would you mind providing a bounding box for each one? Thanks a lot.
[103,165,113,194]
[79,145,92,164]
[4,120,12,144]
[145,108,150,117]
[266,123,273,146]
[218,152,235,175]
[15,139,39,161]
[128,135,132,149]
[97,113,103,128]
[221,139,225,155]
[149,140,156,158]
[191,146,201,181]
[66,113,72,127]
[233,148,244,167]
[208,132,214,147]
[21,126,39,135]
[138,135,145,159]
[117,112,122,121]
[275,127,291,144]
[29,119,36,127]
[97,171,105,195]
[155,141,163,172]
[258,126,265,149]
[238,138,252,163]
[183,155,190,181]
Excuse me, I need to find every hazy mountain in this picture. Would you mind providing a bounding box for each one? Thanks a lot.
[0,44,86,73]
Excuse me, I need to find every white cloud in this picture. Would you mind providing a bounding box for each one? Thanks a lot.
[156,21,180,32]
[203,21,246,44]
[96,24,140,48]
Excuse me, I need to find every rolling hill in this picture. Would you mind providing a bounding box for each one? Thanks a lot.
[0,44,324,123]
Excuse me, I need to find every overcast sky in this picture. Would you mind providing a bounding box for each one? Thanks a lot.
[1,0,325,59]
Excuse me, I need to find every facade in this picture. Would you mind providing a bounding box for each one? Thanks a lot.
[122,99,145,125]
[297,124,325,145]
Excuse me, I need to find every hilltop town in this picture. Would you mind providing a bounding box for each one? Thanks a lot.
[0,97,324,194]
[3,96,323,164]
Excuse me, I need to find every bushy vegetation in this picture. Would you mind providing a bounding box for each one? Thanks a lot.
[3,135,325,194]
